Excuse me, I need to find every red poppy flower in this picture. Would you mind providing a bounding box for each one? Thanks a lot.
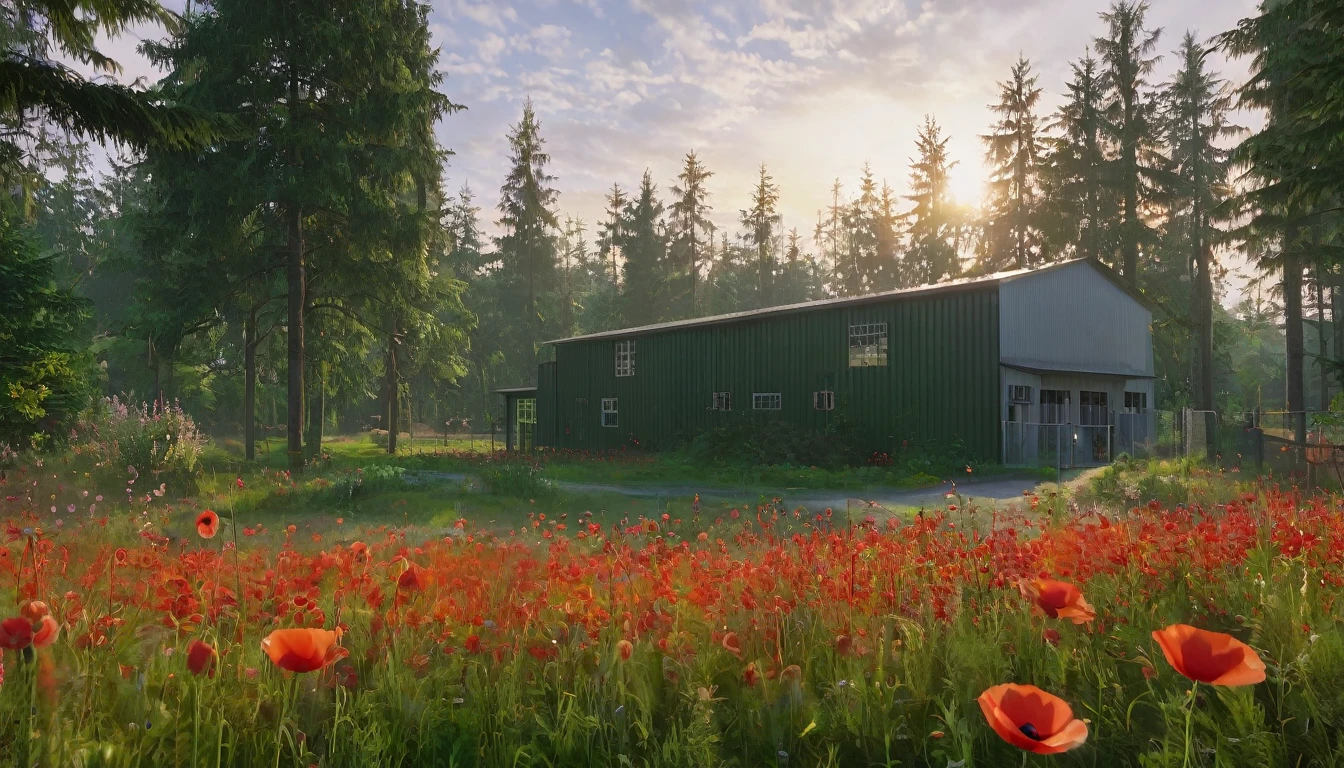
[464,634,481,653]
[1021,579,1095,624]
[0,617,33,650]
[196,510,219,539]
[397,563,432,591]
[261,628,345,673]
[721,632,742,658]
[616,639,633,661]
[978,683,1089,754]
[743,662,759,687]
[187,639,217,677]
[32,615,59,649]
[1151,624,1266,686]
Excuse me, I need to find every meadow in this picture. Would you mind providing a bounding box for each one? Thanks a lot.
[0,424,1341,768]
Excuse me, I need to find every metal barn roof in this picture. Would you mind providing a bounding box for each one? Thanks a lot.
[546,258,1149,346]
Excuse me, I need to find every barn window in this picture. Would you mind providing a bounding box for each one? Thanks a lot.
[711,391,732,411]
[516,398,536,425]
[813,391,835,411]
[601,398,618,427]
[753,392,782,411]
[1079,391,1108,425]
[1123,392,1148,413]
[848,323,888,367]
[614,340,636,377]
[1040,389,1068,424]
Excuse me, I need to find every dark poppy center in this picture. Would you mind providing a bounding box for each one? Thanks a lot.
[1019,722,1043,741]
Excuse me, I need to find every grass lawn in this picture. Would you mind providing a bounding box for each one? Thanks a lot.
[215,432,1053,494]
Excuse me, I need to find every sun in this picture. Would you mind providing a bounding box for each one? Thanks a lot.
[946,160,987,210]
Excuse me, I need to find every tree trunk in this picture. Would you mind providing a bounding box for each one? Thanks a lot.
[244,310,256,460]
[1284,223,1306,442]
[386,332,399,455]
[286,202,305,471]
[306,362,324,459]
[1317,261,1329,412]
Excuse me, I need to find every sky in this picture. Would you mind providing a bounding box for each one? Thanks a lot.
[90,0,1264,299]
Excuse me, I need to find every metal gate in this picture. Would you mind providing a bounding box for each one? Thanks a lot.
[1002,422,1114,469]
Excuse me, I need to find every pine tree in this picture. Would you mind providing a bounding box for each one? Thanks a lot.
[496,99,560,364]
[621,170,668,327]
[1095,0,1164,284]
[1042,51,1114,262]
[904,117,960,285]
[740,163,781,308]
[669,151,714,315]
[980,55,1046,271]
[838,165,880,296]
[1163,32,1237,412]
[597,183,627,288]
[873,182,902,290]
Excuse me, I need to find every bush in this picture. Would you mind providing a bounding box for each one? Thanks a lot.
[80,397,204,492]
[480,458,551,498]
[684,414,865,469]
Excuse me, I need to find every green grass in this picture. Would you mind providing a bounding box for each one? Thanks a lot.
[216,432,1053,493]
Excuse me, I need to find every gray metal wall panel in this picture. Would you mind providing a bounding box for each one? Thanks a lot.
[998,261,1154,377]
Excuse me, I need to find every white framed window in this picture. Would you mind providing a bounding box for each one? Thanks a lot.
[601,398,618,427]
[813,391,835,411]
[614,340,636,377]
[516,398,536,424]
[753,392,782,411]
[1123,392,1148,414]
[848,323,888,367]
[711,391,732,411]
[1007,385,1032,404]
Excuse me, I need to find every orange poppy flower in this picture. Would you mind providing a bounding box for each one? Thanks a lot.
[196,510,219,539]
[978,683,1089,754]
[20,600,49,622]
[32,615,59,648]
[616,639,633,661]
[187,639,217,678]
[1151,624,1266,686]
[0,617,33,650]
[261,628,345,673]
[742,662,759,687]
[1021,579,1095,624]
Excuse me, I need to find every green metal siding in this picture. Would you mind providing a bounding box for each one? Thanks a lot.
[536,362,557,447]
[541,286,1001,460]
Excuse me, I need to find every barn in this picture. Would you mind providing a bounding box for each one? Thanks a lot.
[500,258,1156,466]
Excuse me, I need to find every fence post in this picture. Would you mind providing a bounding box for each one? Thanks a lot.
[1253,427,1264,472]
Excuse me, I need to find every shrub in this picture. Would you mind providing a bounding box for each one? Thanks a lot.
[685,414,865,469]
[480,458,551,498]
[81,397,204,491]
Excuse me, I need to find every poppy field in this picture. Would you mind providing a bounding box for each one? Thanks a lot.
[1,459,1343,768]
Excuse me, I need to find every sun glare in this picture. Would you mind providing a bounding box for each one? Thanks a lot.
[946,160,986,210]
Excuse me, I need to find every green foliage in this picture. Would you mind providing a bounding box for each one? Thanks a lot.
[82,396,204,490]
[480,458,552,498]
[0,213,93,448]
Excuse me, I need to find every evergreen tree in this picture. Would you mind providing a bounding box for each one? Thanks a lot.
[980,55,1046,271]
[1163,32,1238,412]
[1041,51,1115,262]
[839,165,879,296]
[597,183,627,287]
[740,163,781,308]
[873,182,902,290]
[903,117,960,285]
[1095,0,1164,284]
[496,99,560,367]
[621,170,668,327]
[669,151,714,315]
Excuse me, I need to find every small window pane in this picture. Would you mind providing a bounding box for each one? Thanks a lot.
[517,398,536,424]
[615,340,636,377]
[712,391,732,411]
[601,398,618,427]
[753,392,782,411]
[1040,389,1068,424]
[1123,392,1148,413]
[849,323,888,367]
[813,391,834,411]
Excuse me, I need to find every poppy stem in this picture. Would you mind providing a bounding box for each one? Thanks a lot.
[1181,682,1198,768]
